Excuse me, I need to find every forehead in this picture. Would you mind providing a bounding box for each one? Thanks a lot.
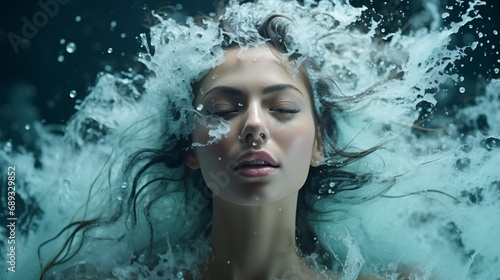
[197,46,308,95]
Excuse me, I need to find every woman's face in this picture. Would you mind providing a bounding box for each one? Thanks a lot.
[186,46,322,206]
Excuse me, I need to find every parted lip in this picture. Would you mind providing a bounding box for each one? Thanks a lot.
[233,151,279,170]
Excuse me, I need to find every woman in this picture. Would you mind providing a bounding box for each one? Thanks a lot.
[39,5,383,279]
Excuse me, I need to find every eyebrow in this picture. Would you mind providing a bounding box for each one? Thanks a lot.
[201,83,303,101]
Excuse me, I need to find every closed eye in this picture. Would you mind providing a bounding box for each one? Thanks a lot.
[271,108,301,114]
[207,106,239,117]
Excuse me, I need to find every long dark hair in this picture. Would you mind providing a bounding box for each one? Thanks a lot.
[39,10,390,279]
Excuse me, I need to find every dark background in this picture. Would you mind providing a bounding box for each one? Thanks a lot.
[0,0,498,147]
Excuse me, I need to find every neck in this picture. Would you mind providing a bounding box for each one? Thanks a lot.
[204,194,312,280]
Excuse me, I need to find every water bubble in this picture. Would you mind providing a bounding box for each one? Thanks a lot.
[254,196,260,201]
[24,124,31,130]
[110,20,117,31]
[120,33,126,38]
[175,4,183,10]
[66,42,77,53]
[494,68,499,74]
[460,76,465,82]
[63,179,71,187]
[59,38,66,45]
[211,74,217,80]
[278,208,282,211]
[75,15,81,22]
[196,104,204,111]
[442,13,450,19]
[227,260,231,264]
[57,55,65,62]
[107,47,113,54]
[121,182,127,189]
[459,87,466,93]
[69,90,77,98]
[478,32,484,38]
[3,142,13,153]
[252,142,257,147]
[237,103,243,107]
[493,30,498,35]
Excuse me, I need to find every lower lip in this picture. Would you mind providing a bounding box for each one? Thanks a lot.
[236,166,278,177]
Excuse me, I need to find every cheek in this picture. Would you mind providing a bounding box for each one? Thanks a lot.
[274,121,316,164]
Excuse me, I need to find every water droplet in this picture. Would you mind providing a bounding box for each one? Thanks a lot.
[69,90,77,98]
[120,33,126,38]
[75,15,81,22]
[4,142,13,153]
[442,12,450,19]
[63,179,71,187]
[110,20,117,31]
[57,55,65,62]
[24,124,31,130]
[459,87,466,93]
[66,42,77,53]
[107,47,113,54]
[59,38,66,45]
[196,104,204,111]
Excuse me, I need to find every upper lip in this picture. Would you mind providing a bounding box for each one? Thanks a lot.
[234,151,279,170]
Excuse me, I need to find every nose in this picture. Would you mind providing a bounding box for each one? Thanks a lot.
[239,102,269,146]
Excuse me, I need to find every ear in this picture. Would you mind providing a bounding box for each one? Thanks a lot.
[185,147,200,170]
[310,127,324,167]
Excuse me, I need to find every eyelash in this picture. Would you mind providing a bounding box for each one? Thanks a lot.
[271,108,300,114]
[208,109,238,117]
